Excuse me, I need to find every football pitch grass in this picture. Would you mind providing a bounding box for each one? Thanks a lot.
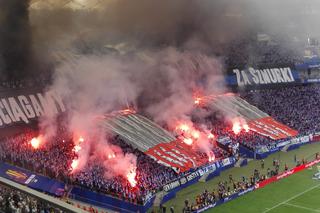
[157,142,320,213]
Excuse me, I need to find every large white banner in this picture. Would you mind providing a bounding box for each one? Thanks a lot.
[0,90,65,127]
[233,67,295,86]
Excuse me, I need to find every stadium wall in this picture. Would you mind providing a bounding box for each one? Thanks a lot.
[0,162,65,196]
[239,134,314,159]
[160,157,236,205]
[70,187,155,213]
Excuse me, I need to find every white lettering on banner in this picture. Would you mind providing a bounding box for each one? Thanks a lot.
[163,180,180,192]
[277,135,311,148]
[186,172,199,182]
[25,174,36,184]
[221,158,231,167]
[180,177,187,185]
[0,91,66,127]
[0,102,11,124]
[197,203,217,213]
[233,67,295,86]
[277,140,291,148]
[8,97,29,123]
[18,96,36,119]
[197,169,204,176]
[163,162,218,192]
[2,99,17,122]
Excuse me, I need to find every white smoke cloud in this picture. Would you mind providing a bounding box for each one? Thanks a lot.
[34,0,320,178]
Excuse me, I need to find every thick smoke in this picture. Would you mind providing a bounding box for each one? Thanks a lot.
[0,0,33,80]
[37,45,227,181]
[24,0,320,179]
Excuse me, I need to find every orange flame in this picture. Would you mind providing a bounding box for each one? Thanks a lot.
[243,124,250,132]
[208,133,215,139]
[194,97,201,105]
[78,136,85,143]
[183,138,193,145]
[71,159,79,171]
[208,152,216,162]
[30,137,41,149]
[191,130,200,139]
[108,153,116,159]
[73,145,82,153]
[178,123,190,132]
[127,168,137,187]
[232,121,242,135]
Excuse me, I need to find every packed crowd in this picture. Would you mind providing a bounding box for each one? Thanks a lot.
[1,84,320,205]
[242,84,320,135]
[0,129,182,204]
[224,34,303,71]
[0,183,63,213]
[0,121,236,205]
[191,84,320,152]
[72,135,180,204]
[194,112,277,152]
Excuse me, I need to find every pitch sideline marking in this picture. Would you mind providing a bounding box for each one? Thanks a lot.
[284,203,320,212]
[262,183,320,213]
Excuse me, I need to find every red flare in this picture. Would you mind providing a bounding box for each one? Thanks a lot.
[79,136,85,143]
[183,138,193,145]
[243,124,250,132]
[108,153,116,159]
[208,133,215,139]
[121,108,136,115]
[191,130,200,139]
[208,153,216,162]
[178,123,190,132]
[194,97,201,105]
[71,159,79,171]
[127,168,137,187]
[232,121,241,135]
[73,145,82,153]
[30,137,42,149]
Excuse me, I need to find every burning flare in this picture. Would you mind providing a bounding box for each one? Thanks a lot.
[79,136,85,143]
[30,137,42,149]
[108,153,116,159]
[73,135,85,153]
[208,133,215,139]
[178,123,190,132]
[127,167,137,187]
[243,124,250,132]
[71,159,79,172]
[191,130,200,139]
[208,152,216,162]
[232,118,250,134]
[232,121,242,135]
[73,145,82,153]
[183,138,193,145]
[194,97,201,105]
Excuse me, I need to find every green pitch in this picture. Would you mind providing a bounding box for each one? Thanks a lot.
[209,167,320,213]
[155,142,320,213]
